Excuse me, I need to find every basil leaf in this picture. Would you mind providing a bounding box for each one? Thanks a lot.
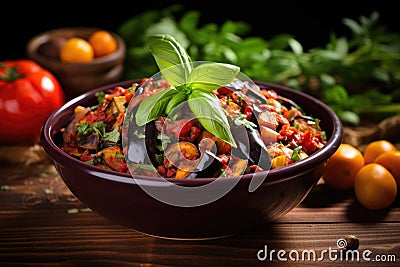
[135,87,178,126]
[188,63,240,92]
[148,34,193,86]
[165,91,187,115]
[188,90,236,147]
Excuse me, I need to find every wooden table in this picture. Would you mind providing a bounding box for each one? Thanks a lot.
[1,159,399,266]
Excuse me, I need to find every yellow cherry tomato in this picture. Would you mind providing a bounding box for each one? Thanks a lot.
[322,143,365,190]
[60,37,94,63]
[363,139,397,164]
[88,30,118,58]
[354,163,397,210]
[374,150,400,186]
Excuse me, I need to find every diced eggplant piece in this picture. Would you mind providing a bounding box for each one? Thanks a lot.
[145,121,160,165]
[187,150,224,178]
[125,106,156,166]
[105,99,119,117]
[245,88,267,105]
[231,125,271,171]
[126,138,149,165]
[78,132,100,153]
[295,115,316,122]
[61,145,81,158]
[124,86,167,165]
[101,140,118,149]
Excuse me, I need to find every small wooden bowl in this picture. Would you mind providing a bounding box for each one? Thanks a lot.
[26,27,126,100]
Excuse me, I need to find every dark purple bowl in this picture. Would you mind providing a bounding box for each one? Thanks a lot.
[41,79,343,239]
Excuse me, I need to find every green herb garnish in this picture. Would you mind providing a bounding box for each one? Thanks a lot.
[77,122,120,143]
[291,146,303,162]
[135,33,239,147]
[91,91,106,110]
[103,125,120,143]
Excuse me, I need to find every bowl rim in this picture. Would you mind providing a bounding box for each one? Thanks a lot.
[41,79,343,186]
[26,26,126,68]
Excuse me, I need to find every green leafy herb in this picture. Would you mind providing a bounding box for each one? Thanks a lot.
[135,87,178,126]
[77,122,106,137]
[77,122,120,144]
[165,91,187,114]
[103,125,120,143]
[148,34,193,86]
[188,89,235,145]
[135,33,239,147]
[188,62,240,92]
[91,91,106,110]
[291,146,303,162]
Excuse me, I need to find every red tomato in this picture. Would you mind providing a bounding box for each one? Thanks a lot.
[0,59,65,145]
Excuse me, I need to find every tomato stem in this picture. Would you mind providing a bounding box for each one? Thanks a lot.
[0,63,24,82]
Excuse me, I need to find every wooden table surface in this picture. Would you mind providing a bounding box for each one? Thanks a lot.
[1,158,399,266]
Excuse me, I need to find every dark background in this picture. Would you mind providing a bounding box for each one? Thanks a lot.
[1,1,399,60]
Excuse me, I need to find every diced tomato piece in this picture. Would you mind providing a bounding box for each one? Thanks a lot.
[80,150,93,162]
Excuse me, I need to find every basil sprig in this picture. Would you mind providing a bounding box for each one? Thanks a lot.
[135,87,177,126]
[135,34,239,147]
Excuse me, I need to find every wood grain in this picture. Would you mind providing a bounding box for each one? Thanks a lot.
[1,161,399,266]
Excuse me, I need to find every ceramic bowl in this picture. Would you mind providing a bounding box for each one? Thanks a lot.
[41,79,343,239]
[26,27,126,100]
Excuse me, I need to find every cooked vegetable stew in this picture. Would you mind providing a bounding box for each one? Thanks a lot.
[60,78,327,178]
